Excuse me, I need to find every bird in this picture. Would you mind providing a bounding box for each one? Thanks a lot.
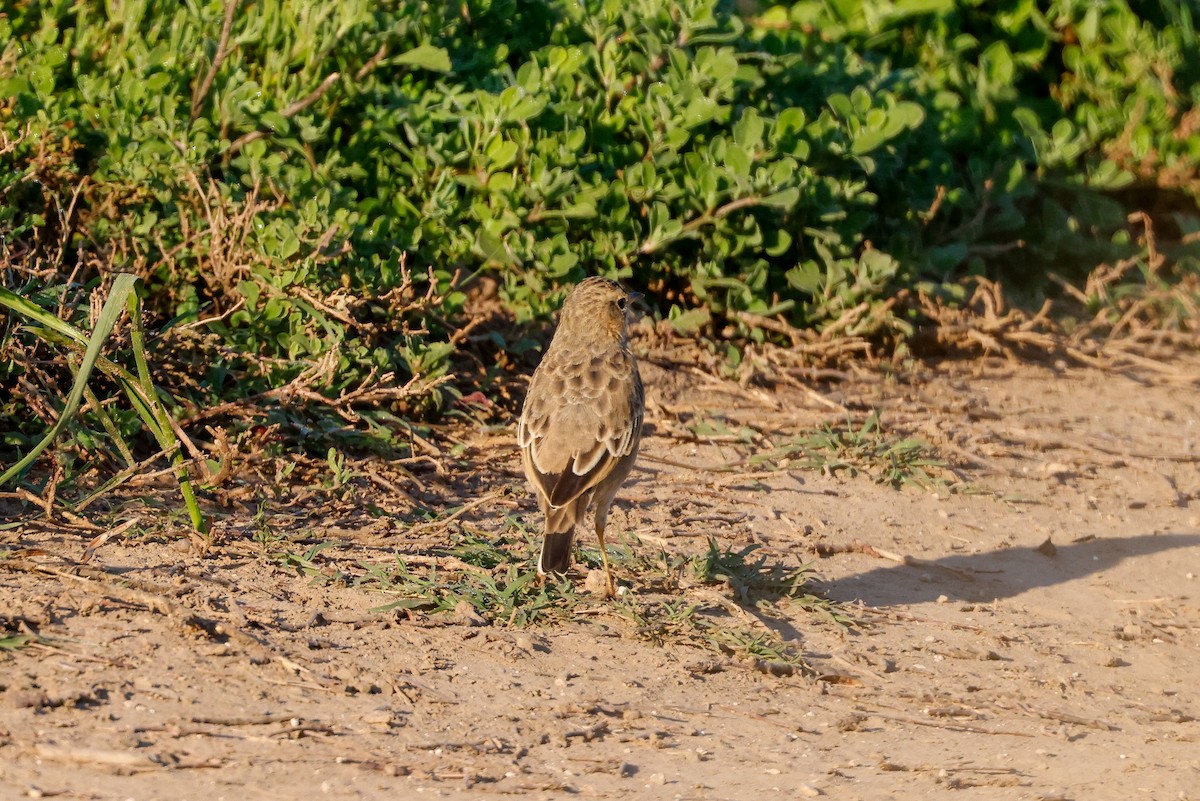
[517,276,644,597]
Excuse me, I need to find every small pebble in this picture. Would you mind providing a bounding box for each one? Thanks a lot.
[1119,624,1143,641]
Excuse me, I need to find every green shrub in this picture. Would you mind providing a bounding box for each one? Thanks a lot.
[768,0,1199,281]
[1,0,1197,475]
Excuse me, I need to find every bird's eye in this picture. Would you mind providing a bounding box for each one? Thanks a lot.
[616,297,628,310]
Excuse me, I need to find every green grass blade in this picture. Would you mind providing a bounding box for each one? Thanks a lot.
[0,287,88,345]
[125,287,208,537]
[83,384,136,467]
[23,323,172,442]
[0,274,140,487]
[7,294,207,535]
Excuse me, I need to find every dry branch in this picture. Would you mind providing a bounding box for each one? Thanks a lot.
[190,0,240,122]
[226,72,342,157]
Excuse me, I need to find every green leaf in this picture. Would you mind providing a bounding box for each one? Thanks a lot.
[733,109,764,151]
[926,243,969,272]
[476,228,515,265]
[683,97,719,127]
[764,228,792,256]
[979,41,1014,93]
[396,45,451,73]
[486,138,519,171]
[260,111,290,134]
[827,93,853,119]
[887,101,925,133]
[668,306,712,334]
[724,143,751,175]
[786,262,824,294]
[760,188,800,208]
[851,128,888,155]
[0,635,35,650]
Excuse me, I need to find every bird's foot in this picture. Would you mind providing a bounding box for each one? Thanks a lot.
[584,569,622,598]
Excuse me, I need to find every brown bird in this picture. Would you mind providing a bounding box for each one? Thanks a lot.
[517,277,644,596]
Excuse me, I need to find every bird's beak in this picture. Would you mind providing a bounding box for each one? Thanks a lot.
[625,291,646,318]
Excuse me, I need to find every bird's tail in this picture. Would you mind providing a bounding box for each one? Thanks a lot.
[538,530,575,575]
[538,501,581,575]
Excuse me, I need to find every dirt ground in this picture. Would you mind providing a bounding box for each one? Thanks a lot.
[3,348,1199,801]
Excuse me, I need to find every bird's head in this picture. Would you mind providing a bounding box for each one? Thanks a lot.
[557,276,642,342]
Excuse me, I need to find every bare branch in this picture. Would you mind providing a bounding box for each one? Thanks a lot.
[355,43,389,81]
[225,72,341,158]
[190,0,241,123]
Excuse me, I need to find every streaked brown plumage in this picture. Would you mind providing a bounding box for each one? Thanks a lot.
[517,277,644,596]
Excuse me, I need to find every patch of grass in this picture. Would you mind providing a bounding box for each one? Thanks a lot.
[1,611,44,654]
[752,412,948,489]
[612,593,816,674]
[684,415,760,445]
[273,517,851,671]
[275,540,347,583]
[687,538,857,628]
[324,448,361,494]
[706,625,808,668]
[614,596,811,670]
[0,275,207,538]
[689,538,810,600]
[250,501,288,551]
[609,538,856,672]
[357,527,580,627]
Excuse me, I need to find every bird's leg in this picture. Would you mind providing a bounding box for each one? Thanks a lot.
[594,517,617,598]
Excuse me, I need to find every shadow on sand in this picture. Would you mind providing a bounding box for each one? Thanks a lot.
[819,531,1200,607]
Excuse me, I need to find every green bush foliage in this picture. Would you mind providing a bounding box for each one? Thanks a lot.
[2,0,1198,462]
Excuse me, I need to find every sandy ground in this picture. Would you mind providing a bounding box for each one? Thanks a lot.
[3,351,1199,800]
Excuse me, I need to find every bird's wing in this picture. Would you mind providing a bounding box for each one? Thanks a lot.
[518,354,640,509]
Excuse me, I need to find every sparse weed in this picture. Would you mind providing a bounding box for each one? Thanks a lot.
[276,540,346,582]
[614,597,702,642]
[358,527,579,627]
[325,448,360,492]
[251,502,285,550]
[753,412,947,489]
[0,607,42,654]
[688,538,812,602]
[0,634,37,652]
[348,521,845,672]
[615,594,813,673]
[688,537,858,636]
[685,415,759,445]
[705,626,808,667]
